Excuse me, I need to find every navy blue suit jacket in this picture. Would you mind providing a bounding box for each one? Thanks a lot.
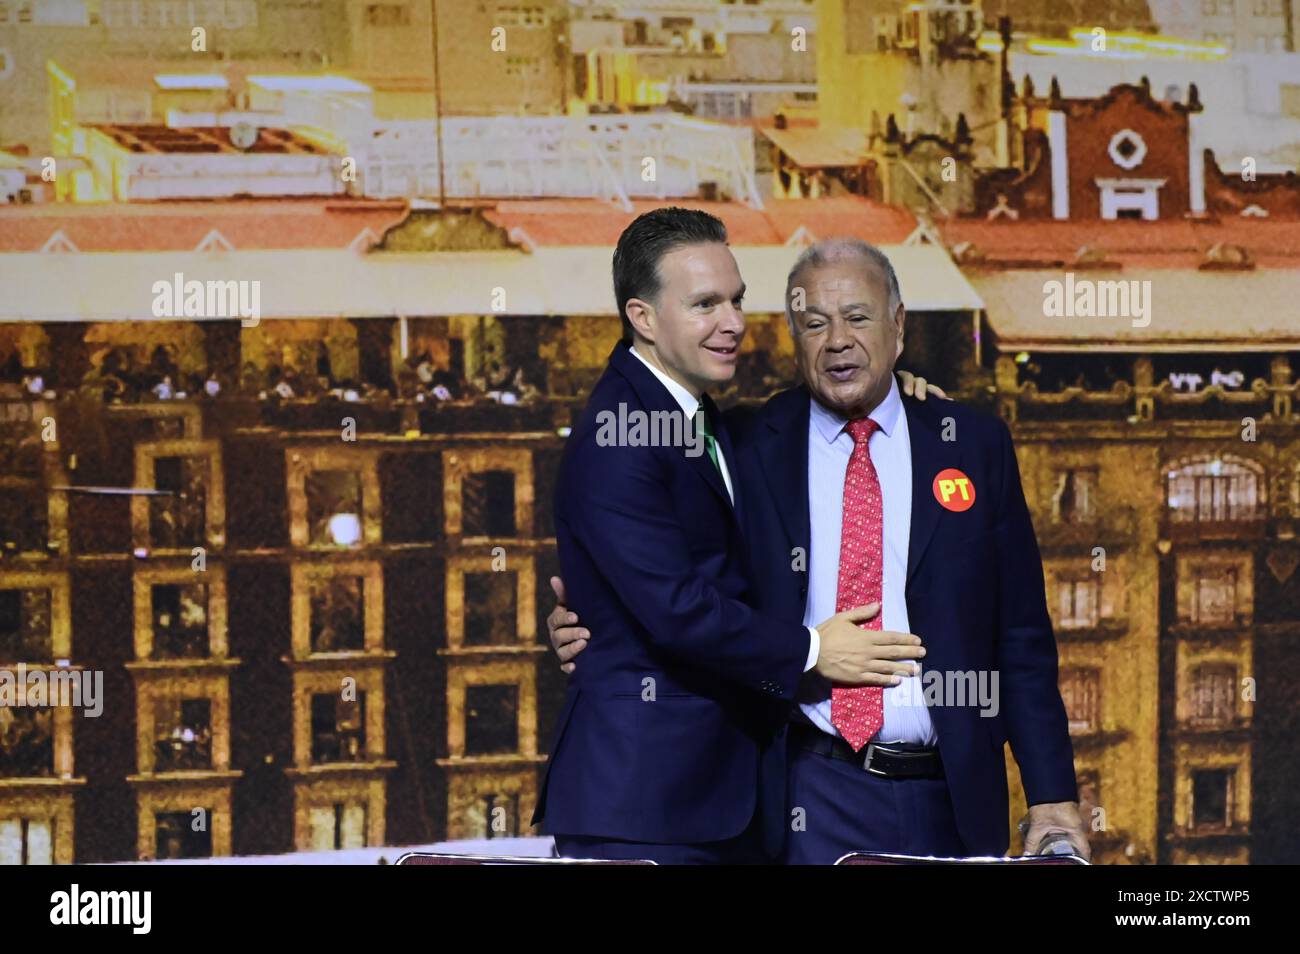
[533,343,811,844]
[725,386,1078,856]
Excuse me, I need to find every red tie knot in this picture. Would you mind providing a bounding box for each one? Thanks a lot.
[846,417,879,445]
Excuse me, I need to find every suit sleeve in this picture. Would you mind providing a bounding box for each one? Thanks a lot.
[563,433,811,702]
[991,420,1079,806]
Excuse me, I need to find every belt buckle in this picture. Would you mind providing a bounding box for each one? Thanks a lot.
[862,741,894,777]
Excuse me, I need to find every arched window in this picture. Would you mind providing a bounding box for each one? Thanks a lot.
[1166,456,1265,523]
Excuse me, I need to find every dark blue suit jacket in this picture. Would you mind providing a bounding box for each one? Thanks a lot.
[533,343,811,844]
[725,385,1078,856]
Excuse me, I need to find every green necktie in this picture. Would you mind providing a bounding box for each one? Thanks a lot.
[696,407,722,475]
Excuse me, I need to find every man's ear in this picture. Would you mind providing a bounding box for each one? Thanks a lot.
[625,297,656,343]
[893,305,907,362]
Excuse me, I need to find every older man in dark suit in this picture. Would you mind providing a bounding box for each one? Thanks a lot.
[550,237,1090,864]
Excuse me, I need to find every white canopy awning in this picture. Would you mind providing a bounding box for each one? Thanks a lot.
[974,269,1300,351]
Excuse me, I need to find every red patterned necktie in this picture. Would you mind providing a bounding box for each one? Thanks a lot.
[831,417,884,751]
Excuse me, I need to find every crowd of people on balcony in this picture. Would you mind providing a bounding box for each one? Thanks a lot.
[1,330,805,417]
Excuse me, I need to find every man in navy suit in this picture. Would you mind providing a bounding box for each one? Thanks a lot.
[533,212,925,864]
[550,237,1091,864]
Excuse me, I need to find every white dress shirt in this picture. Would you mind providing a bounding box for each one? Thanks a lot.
[797,376,938,745]
[628,345,819,672]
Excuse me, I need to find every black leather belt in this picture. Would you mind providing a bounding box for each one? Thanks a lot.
[790,722,944,779]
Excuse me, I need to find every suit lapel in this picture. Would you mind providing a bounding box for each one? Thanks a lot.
[608,342,735,513]
[690,396,733,509]
[756,388,811,553]
[704,394,741,519]
[904,397,948,588]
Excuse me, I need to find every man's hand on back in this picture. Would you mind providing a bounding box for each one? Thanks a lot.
[895,369,950,402]
[547,576,589,674]
[549,584,926,688]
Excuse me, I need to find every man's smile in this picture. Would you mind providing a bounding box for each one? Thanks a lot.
[704,342,739,362]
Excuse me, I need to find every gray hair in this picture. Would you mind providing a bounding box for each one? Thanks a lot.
[784,238,903,333]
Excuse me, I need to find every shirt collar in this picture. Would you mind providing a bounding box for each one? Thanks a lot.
[629,345,700,417]
[809,374,902,444]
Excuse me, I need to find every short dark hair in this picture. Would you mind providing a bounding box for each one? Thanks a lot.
[612,207,729,342]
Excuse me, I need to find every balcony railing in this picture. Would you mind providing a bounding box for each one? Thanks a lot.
[996,356,1298,424]
[1169,822,1250,843]
[1167,614,1253,640]
[1065,728,1130,751]
[1054,617,1129,642]
[1160,510,1269,542]
[1174,714,1251,737]
[1038,508,1138,550]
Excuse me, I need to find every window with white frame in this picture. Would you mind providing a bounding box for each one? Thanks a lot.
[1190,664,1237,726]
[1057,577,1100,629]
[308,802,367,851]
[0,818,53,865]
[1053,468,1098,524]
[1188,566,1237,626]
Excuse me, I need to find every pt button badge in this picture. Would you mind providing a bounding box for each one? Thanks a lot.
[933,467,975,512]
